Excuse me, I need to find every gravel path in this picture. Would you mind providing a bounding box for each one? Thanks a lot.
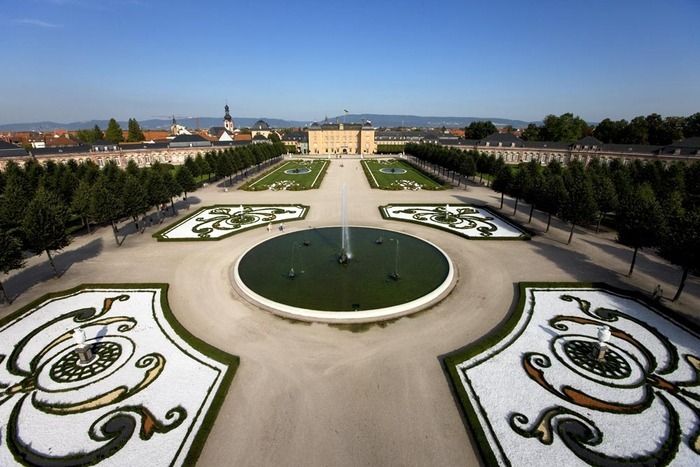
[3,155,698,467]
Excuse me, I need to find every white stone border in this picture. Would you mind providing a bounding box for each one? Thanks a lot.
[231,226,456,323]
[248,161,292,188]
[309,160,328,188]
[362,160,380,187]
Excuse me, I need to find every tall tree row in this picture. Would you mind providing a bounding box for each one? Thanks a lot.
[406,142,700,301]
[0,141,287,303]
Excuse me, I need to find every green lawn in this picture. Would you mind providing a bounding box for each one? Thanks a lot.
[362,159,446,190]
[243,160,329,191]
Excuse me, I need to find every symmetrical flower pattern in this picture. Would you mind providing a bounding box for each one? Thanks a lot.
[0,286,236,466]
[155,204,308,240]
[452,286,700,466]
[381,204,527,238]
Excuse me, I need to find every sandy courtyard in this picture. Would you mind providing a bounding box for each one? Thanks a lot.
[2,156,698,466]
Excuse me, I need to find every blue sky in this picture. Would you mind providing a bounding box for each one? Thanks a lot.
[1,0,699,124]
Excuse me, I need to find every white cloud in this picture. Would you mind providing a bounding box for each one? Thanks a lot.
[15,18,62,28]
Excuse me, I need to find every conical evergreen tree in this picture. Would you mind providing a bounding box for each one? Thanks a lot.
[105,118,124,144]
[127,118,145,142]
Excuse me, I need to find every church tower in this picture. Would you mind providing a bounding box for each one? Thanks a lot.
[223,104,235,133]
[170,115,178,136]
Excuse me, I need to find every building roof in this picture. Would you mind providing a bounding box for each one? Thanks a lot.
[575,136,603,147]
[252,120,270,130]
[601,144,661,155]
[657,144,700,156]
[482,132,524,146]
[143,130,170,140]
[282,132,308,142]
[119,142,169,150]
[92,140,118,147]
[522,140,571,150]
[30,145,91,156]
[442,139,476,147]
[45,136,77,147]
[252,134,268,141]
[670,137,700,148]
[308,123,368,131]
[0,141,28,157]
[375,130,431,141]
[234,133,253,142]
[170,134,209,144]
[212,141,250,147]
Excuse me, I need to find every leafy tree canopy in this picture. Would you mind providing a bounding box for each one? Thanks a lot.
[126,118,145,142]
[105,118,124,144]
[464,121,497,140]
[21,187,71,276]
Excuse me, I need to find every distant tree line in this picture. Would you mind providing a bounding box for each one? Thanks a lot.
[405,142,700,301]
[0,142,287,303]
[462,112,700,146]
[591,113,700,145]
[74,118,146,144]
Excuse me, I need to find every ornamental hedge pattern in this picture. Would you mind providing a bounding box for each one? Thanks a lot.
[0,284,238,466]
[443,283,700,466]
[380,203,530,240]
[153,204,309,241]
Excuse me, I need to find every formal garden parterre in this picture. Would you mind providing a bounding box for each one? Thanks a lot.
[362,159,446,190]
[444,283,700,466]
[0,284,238,466]
[242,160,328,191]
[0,140,699,466]
[380,203,530,239]
[153,204,309,241]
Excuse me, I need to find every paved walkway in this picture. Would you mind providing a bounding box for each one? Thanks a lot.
[2,156,698,467]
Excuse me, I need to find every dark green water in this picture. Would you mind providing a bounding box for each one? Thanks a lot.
[237,227,450,311]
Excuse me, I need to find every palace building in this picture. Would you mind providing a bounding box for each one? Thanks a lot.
[307,121,376,155]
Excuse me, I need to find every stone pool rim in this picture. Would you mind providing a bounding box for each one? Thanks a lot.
[284,167,313,175]
[378,168,408,174]
[231,225,456,323]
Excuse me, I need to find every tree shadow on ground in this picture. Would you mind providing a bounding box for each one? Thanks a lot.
[183,196,202,206]
[530,237,621,285]
[580,237,699,291]
[3,238,103,303]
[452,194,502,206]
[214,162,278,189]
[487,199,588,245]
[116,196,205,238]
[531,236,699,306]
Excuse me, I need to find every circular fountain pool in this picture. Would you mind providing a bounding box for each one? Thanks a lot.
[233,227,455,323]
[284,167,312,175]
[379,168,407,174]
